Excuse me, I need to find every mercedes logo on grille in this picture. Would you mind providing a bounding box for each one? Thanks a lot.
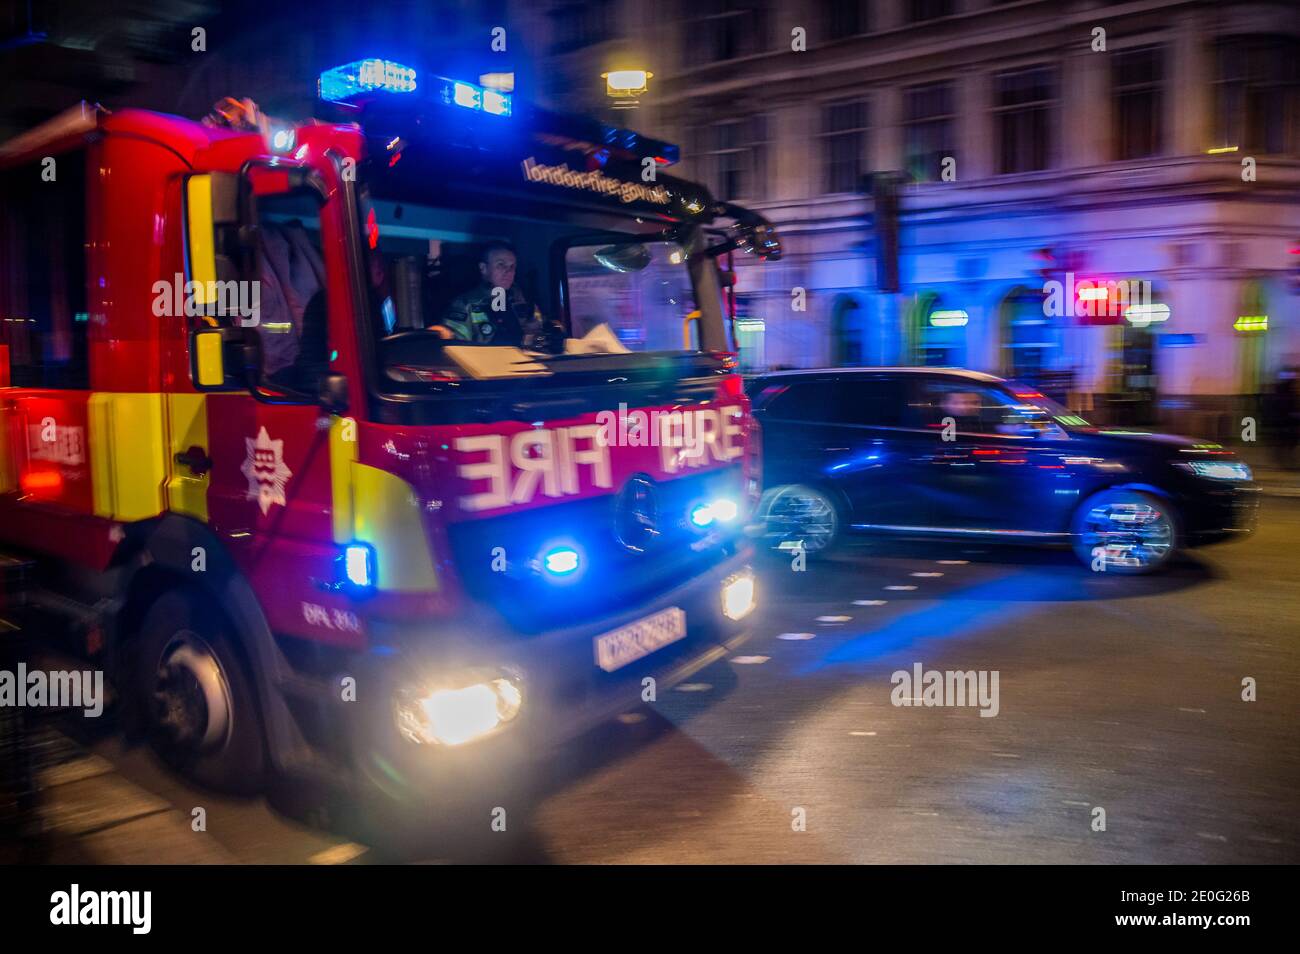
[615,475,659,553]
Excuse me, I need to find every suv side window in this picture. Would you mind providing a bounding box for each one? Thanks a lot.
[825,376,905,427]
[761,379,838,422]
[909,377,1056,436]
[761,376,905,427]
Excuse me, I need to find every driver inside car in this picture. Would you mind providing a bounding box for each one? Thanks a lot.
[429,240,563,351]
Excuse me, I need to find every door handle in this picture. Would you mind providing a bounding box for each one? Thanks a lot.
[174,445,213,476]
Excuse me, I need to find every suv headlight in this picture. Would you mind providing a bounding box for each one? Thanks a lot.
[1175,460,1252,481]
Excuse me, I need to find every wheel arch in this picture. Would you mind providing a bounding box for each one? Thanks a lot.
[108,513,310,774]
[1069,481,1185,549]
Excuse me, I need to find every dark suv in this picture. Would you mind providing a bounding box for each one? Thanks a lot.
[747,368,1260,573]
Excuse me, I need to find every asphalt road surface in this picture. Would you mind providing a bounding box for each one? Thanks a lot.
[53,496,1300,864]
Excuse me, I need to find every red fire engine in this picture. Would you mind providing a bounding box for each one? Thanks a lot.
[0,60,780,817]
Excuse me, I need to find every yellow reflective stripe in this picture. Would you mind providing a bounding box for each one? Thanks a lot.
[165,393,208,522]
[329,416,358,544]
[186,175,216,305]
[88,393,166,521]
[350,462,439,593]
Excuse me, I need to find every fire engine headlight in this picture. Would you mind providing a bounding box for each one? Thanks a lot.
[721,569,757,621]
[690,497,740,529]
[394,674,523,747]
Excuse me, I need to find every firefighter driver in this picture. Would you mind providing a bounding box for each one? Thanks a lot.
[429,240,563,351]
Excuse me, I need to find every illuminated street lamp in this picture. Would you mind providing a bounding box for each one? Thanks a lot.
[603,69,652,108]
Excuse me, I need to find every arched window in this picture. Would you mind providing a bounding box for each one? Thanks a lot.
[831,294,866,366]
[999,287,1059,384]
[911,292,967,367]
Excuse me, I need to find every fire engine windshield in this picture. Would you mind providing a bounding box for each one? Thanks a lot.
[356,180,725,384]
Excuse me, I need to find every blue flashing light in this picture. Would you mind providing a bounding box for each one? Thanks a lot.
[344,543,376,588]
[542,546,580,577]
[319,58,513,118]
[482,88,512,117]
[436,76,512,117]
[453,81,481,110]
[690,498,740,529]
[319,59,418,103]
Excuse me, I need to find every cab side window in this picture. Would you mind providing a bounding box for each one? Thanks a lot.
[0,151,88,389]
[254,192,328,393]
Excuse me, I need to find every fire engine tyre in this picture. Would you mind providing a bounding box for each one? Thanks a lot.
[757,484,842,558]
[132,589,266,794]
[1071,488,1178,575]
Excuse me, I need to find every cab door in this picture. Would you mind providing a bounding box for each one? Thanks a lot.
[183,167,361,646]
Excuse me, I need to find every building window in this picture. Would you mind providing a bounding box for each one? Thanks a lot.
[548,0,615,54]
[903,82,956,182]
[1214,35,1300,156]
[821,100,868,194]
[1112,45,1165,161]
[907,0,953,23]
[994,65,1056,174]
[701,116,768,200]
[821,0,868,39]
[682,0,769,64]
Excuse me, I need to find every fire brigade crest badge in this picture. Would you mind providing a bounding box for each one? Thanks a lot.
[241,426,293,515]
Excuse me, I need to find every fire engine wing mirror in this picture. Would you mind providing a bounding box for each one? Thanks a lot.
[593,243,652,273]
[705,202,783,262]
[190,325,260,391]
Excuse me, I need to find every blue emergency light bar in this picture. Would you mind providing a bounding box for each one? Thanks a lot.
[319,58,511,117]
[319,59,418,101]
[436,76,513,117]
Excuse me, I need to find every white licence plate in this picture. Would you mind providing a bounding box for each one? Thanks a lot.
[594,607,688,673]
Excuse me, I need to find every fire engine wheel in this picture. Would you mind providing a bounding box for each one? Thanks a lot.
[134,589,266,794]
[1071,489,1178,575]
[758,484,841,558]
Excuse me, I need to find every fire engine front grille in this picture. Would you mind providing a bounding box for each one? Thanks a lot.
[445,468,743,635]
